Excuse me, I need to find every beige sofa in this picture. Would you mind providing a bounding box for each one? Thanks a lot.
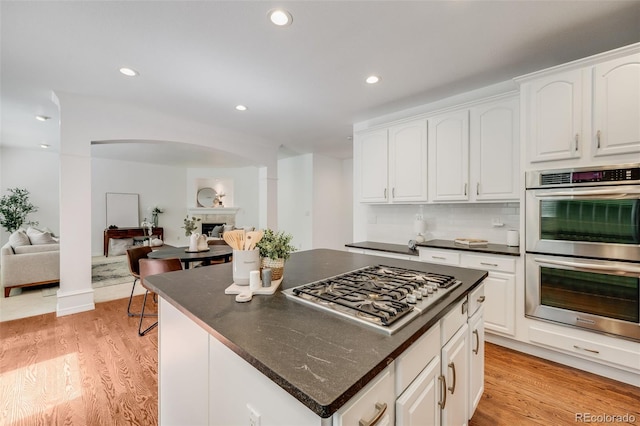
[1,236,60,297]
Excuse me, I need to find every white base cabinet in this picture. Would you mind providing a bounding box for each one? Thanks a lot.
[396,355,441,426]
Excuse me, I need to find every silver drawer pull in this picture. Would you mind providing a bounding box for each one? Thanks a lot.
[477,295,486,303]
[432,256,446,260]
[480,262,498,267]
[359,402,387,426]
[573,345,600,355]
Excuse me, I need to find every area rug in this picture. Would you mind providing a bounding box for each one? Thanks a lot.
[42,255,132,297]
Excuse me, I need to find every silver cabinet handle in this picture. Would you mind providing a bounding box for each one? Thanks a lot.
[480,262,498,267]
[573,345,600,354]
[476,182,479,196]
[359,402,387,426]
[477,295,486,303]
[383,188,387,199]
[596,130,601,149]
[447,362,457,394]
[432,256,446,260]
[473,329,480,355]
[464,183,467,196]
[438,375,447,409]
[392,187,395,198]
[575,133,579,151]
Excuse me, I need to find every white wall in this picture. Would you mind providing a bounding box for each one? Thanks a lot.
[0,147,60,242]
[92,157,187,254]
[186,166,260,228]
[278,154,313,250]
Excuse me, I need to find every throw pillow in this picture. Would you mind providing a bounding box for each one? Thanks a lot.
[110,238,134,256]
[26,227,57,245]
[9,230,31,248]
[222,224,235,234]
[211,225,224,238]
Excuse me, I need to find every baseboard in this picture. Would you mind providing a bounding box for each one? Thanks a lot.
[486,333,640,388]
[56,288,95,317]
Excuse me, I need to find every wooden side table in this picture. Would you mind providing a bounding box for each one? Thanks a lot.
[104,227,164,256]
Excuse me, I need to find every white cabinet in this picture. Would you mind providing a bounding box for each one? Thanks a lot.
[396,356,441,426]
[524,69,583,164]
[592,53,640,157]
[520,48,640,167]
[428,109,470,202]
[467,285,485,419]
[358,128,389,202]
[356,119,428,204]
[420,248,517,337]
[470,96,520,201]
[441,323,469,426]
[389,120,429,202]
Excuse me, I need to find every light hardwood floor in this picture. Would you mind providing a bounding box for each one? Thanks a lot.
[1,297,638,425]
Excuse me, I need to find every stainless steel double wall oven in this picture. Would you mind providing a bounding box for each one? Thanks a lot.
[525,164,640,341]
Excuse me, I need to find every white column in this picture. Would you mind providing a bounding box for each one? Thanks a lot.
[258,165,278,231]
[54,92,95,316]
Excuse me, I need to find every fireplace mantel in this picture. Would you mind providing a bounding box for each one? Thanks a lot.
[187,207,240,215]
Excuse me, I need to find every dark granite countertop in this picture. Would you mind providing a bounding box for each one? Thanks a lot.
[144,249,487,418]
[417,239,521,256]
[345,241,419,256]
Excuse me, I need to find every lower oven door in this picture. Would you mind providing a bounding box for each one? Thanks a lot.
[525,254,640,342]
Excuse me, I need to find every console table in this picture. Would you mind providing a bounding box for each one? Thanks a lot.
[104,227,164,256]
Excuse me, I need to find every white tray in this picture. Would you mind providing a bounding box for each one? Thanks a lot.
[224,278,283,295]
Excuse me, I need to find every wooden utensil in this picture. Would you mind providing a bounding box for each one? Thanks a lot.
[245,230,263,251]
[223,230,244,250]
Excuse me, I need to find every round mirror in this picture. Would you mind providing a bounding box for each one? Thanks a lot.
[197,187,217,207]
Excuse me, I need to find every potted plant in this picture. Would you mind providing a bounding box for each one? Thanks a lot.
[255,228,296,280]
[182,215,201,237]
[0,188,38,233]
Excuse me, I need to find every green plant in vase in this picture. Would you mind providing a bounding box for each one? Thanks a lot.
[0,188,38,232]
[255,228,296,281]
[182,215,201,237]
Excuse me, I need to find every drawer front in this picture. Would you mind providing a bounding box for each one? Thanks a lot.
[461,253,515,273]
[468,283,485,317]
[441,298,468,346]
[529,325,640,371]
[395,323,440,395]
[418,248,461,265]
[334,364,395,426]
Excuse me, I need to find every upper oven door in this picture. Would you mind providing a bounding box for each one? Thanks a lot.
[525,185,640,261]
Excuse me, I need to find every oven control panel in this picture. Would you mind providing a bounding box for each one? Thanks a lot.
[572,167,640,183]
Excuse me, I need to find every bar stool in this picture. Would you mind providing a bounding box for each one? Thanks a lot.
[125,246,153,317]
[137,258,183,336]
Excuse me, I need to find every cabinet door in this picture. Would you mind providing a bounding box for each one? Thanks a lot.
[357,129,389,203]
[468,307,484,420]
[470,97,519,201]
[389,119,428,202]
[441,323,469,426]
[526,69,583,163]
[396,356,441,426]
[483,272,516,336]
[592,53,640,157]
[428,110,469,202]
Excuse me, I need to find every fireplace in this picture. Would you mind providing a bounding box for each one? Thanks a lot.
[202,222,226,237]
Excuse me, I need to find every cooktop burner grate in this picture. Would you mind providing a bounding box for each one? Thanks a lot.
[290,265,460,327]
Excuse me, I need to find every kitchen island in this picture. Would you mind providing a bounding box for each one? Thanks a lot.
[144,248,487,425]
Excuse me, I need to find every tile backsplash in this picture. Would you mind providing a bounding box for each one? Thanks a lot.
[365,203,520,245]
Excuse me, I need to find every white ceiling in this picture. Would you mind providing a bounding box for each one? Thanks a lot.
[2,1,639,167]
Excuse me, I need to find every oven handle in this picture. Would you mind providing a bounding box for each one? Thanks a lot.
[533,257,640,274]
[533,187,640,198]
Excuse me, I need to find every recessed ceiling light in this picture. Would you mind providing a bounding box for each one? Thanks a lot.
[35,115,50,121]
[119,67,139,77]
[268,9,292,26]
[235,105,248,111]
[40,143,50,149]
[366,75,380,84]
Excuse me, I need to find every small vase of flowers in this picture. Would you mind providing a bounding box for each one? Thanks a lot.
[182,215,201,237]
[150,206,164,227]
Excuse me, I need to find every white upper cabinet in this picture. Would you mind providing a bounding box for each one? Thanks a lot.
[519,46,640,168]
[592,53,640,157]
[357,128,389,203]
[357,119,428,204]
[470,96,520,201]
[525,69,583,164]
[389,119,428,202]
[428,110,470,202]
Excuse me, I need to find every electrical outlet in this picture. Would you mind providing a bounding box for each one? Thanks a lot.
[492,217,504,227]
[247,404,261,426]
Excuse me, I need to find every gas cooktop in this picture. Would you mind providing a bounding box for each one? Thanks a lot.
[283,265,462,334]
